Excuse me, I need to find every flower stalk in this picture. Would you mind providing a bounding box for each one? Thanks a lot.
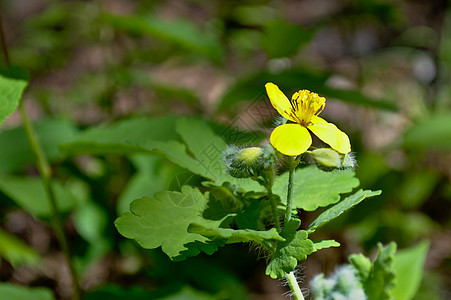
[284,155,305,300]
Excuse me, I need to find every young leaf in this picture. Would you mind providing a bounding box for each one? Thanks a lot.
[187,224,284,245]
[0,176,79,217]
[351,242,397,300]
[114,186,224,259]
[307,189,382,233]
[312,240,340,252]
[0,283,54,300]
[391,241,430,300]
[0,66,29,127]
[349,253,372,281]
[273,166,359,211]
[0,229,40,267]
[265,218,314,279]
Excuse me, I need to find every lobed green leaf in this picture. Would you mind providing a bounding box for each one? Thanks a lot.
[273,166,360,211]
[114,186,224,259]
[265,219,314,279]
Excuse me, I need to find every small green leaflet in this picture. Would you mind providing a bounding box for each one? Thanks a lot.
[273,166,359,211]
[350,242,397,300]
[188,224,284,245]
[307,189,382,233]
[312,240,340,252]
[265,219,314,279]
[0,66,29,127]
[115,186,224,259]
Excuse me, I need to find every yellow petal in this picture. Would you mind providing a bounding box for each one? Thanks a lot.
[308,116,351,154]
[270,124,312,156]
[265,83,297,122]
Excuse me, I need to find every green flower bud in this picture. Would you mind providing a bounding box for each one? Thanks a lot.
[310,149,356,171]
[341,152,356,170]
[224,145,277,179]
[235,147,263,166]
[310,148,342,171]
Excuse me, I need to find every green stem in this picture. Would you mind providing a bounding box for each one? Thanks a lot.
[285,156,296,223]
[19,105,81,300]
[284,156,305,300]
[286,271,305,300]
[264,166,281,233]
[266,185,281,233]
[0,12,80,300]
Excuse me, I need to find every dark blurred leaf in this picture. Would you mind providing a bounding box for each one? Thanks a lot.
[307,189,381,233]
[104,14,224,62]
[0,229,40,267]
[232,5,280,26]
[0,176,80,217]
[218,69,397,112]
[115,186,224,259]
[391,241,430,300]
[273,166,360,211]
[398,171,439,210]
[312,240,340,252]
[0,118,78,173]
[60,116,179,155]
[0,283,54,300]
[261,20,314,58]
[404,113,451,150]
[0,66,29,127]
[84,285,214,300]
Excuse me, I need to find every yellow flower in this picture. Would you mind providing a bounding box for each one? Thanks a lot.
[266,82,351,156]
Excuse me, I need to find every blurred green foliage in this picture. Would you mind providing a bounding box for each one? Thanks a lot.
[0,0,450,299]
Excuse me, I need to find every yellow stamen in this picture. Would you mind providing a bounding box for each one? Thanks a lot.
[291,90,325,126]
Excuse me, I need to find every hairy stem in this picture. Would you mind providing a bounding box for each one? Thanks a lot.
[284,156,305,300]
[0,13,80,300]
[285,156,296,223]
[266,185,281,233]
[286,271,305,300]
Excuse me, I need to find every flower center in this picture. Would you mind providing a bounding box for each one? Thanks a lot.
[290,90,326,126]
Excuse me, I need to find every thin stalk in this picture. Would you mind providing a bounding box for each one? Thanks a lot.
[19,105,80,300]
[284,156,296,223]
[286,271,305,300]
[0,12,80,300]
[266,185,281,233]
[264,166,281,233]
[284,155,305,300]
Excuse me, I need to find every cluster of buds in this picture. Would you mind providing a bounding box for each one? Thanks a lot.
[224,144,278,179]
[310,265,367,300]
[309,148,356,172]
